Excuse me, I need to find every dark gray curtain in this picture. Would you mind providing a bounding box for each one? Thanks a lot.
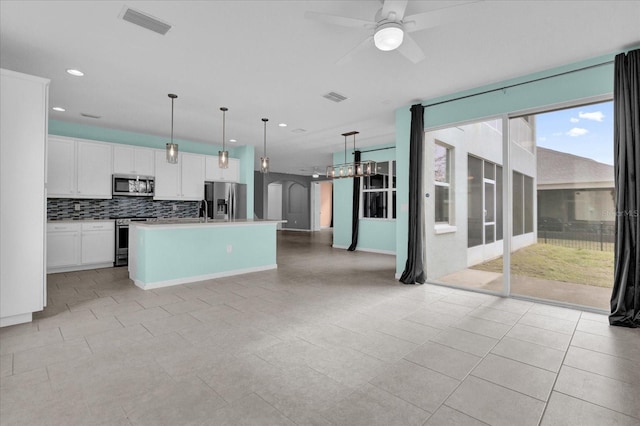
[400,104,426,284]
[610,49,640,328]
[348,150,361,251]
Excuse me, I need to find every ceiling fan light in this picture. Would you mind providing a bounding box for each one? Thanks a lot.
[374,23,404,51]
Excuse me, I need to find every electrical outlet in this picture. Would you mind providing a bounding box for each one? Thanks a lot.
[226,244,232,253]
[172,204,178,211]
[74,204,81,211]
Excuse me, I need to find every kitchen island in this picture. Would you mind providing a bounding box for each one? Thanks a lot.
[128,219,284,290]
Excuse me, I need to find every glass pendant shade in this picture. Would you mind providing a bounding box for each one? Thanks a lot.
[218,150,228,168]
[219,107,229,169]
[374,23,404,51]
[166,142,178,164]
[166,94,179,164]
[260,118,269,174]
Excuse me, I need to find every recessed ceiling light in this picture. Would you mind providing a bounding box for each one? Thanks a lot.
[278,123,287,127]
[52,107,66,112]
[229,139,237,143]
[66,69,84,77]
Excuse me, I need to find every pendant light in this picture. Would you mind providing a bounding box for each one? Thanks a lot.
[165,94,179,164]
[260,118,269,173]
[219,107,229,169]
[326,131,376,179]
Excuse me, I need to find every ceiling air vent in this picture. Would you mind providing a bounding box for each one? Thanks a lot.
[322,92,348,103]
[80,113,101,119]
[291,128,307,134]
[120,7,172,35]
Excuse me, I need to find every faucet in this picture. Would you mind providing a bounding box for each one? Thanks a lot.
[200,200,208,222]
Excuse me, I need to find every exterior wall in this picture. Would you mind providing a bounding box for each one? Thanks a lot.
[395,52,619,277]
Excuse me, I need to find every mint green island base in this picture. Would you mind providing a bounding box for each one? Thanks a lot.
[128,220,282,290]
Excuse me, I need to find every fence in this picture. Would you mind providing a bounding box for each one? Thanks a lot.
[537,221,615,252]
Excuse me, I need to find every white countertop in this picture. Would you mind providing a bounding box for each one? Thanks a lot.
[130,218,286,228]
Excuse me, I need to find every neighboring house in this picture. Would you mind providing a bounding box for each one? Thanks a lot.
[537,147,615,228]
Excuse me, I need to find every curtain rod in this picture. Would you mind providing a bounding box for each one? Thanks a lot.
[420,60,614,109]
[354,146,395,154]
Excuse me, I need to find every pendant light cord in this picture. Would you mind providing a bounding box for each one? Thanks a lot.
[170,97,174,143]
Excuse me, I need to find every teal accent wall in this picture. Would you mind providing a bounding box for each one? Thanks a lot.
[332,143,396,251]
[136,224,276,284]
[48,119,254,215]
[394,51,626,276]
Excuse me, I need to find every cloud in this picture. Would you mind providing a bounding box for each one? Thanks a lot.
[538,136,547,142]
[570,117,579,123]
[567,127,589,137]
[578,111,604,122]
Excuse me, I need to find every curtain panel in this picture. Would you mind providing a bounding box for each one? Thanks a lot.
[348,150,361,251]
[610,48,640,328]
[400,104,426,284]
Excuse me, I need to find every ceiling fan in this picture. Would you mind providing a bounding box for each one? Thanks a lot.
[305,0,480,64]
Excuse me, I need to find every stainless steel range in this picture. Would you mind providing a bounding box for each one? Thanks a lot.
[114,217,156,266]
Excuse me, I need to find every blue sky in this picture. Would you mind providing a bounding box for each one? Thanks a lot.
[535,101,613,165]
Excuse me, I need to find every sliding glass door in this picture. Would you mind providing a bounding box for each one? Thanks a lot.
[424,100,613,310]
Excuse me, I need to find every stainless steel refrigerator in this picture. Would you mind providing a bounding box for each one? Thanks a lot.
[204,182,247,220]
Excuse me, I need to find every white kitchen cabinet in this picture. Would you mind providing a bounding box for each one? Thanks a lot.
[47,223,81,268]
[181,153,205,200]
[205,155,239,182]
[1,69,49,327]
[46,221,114,272]
[47,137,113,199]
[81,221,115,265]
[113,145,155,176]
[154,151,205,201]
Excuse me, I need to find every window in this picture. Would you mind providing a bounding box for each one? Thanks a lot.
[434,143,452,224]
[362,160,396,219]
[468,155,503,247]
[513,170,534,235]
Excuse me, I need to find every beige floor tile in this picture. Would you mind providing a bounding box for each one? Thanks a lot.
[430,327,499,357]
[66,295,117,313]
[369,358,460,413]
[563,345,640,384]
[468,305,523,325]
[481,297,534,315]
[404,341,481,380]
[202,393,296,426]
[36,308,96,331]
[59,316,123,340]
[0,327,62,355]
[91,300,145,319]
[322,383,430,426]
[518,311,578,335]
[0,354,12,378]
[506,323,572,351]
[445,376,545,426]
[528,303,582,321]
[0,321,39,338]
[571,330,640,362]
[424,405,488,426]
[541,391,640,426]
[141,312,202,336]
[12,338,92,374]
[452,316,512,339]
[490,336,565,372]
[471,353,556,401]
[115,306,172,327]
[402,309,461,330]
[554,365,640,419]
[160,298,210,315]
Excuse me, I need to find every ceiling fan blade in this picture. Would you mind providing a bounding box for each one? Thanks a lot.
[403,1,483,33]
[304,11,375,29]
[335,35,374,65]
[380,0,409,21]
[396,33,425,64]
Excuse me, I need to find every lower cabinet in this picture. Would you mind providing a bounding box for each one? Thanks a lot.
[47,221,114,272]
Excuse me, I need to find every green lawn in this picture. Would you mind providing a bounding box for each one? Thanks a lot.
[471,243,615,288]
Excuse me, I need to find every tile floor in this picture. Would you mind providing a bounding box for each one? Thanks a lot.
[1,230,639,426]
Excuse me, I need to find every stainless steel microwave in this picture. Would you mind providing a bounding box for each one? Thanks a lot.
[112,174,154,196]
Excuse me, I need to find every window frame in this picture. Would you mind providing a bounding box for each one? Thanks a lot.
[434,141,454,228]
[360,160,396,220]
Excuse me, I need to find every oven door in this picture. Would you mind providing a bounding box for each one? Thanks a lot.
[114,223,129,266]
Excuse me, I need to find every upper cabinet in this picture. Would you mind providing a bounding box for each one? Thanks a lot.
[205,155,239,183]
[48,137,113,199]
[154,151,204,201]
[113,145,155,176]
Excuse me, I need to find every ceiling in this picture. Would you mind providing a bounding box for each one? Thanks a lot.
[1,1,639,176]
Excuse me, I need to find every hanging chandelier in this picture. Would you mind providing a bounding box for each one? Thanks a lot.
[219,107,229,169]
[326,131,377,179]
[165,94,179,164]
[260,118,269,173]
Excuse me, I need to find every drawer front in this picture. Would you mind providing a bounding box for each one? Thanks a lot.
[47,222,81,232]
[81,221,115,232]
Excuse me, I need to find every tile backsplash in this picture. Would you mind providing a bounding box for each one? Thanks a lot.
[47,197,199,220]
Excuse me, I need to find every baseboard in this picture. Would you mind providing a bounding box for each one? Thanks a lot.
[133,264,278,290]
[47,262,114,274]
[1,312,32,328]
[332,245,395,255]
